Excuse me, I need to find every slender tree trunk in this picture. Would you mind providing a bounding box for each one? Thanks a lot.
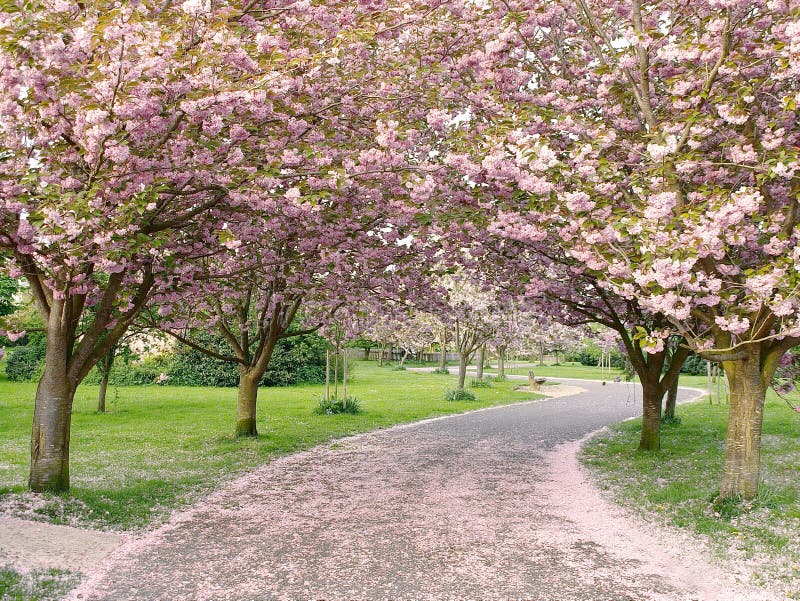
[663,375,679,421]
[98,370,109,413]
[97,349,114,413]
[399,348,409,368]
[476,346,485,379]
[325,348,331,401]
[236,367,260,437]
[334,347,339,400]
[497,347,506,378]
[719,349,767,499]
[438,341,447,370]
[539,342,545,366]
[342,352,348,407]
[29,337,77,492]
[457,353,468,391]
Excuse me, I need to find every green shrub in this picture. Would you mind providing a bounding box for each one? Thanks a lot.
[313,396,362,415]
[680,353,708,376]
[487,374,507,382]
[470,378,491,388]
[84,355,172,386]
[5,334,46,381]
[167,332,328,387]
[392,365,407,371]
[445,388,476,402]
[432,367,450,374]
[565,343,625,368]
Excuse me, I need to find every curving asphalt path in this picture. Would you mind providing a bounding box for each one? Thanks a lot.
[71,378,759,601]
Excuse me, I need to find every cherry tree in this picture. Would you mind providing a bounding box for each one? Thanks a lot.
[0,0,432,491]
[438,273,497,390]
[0,1,262,491]
[154,184,428,436]
[425,0,799,497]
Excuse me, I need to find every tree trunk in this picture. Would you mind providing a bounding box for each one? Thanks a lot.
[539,342,545,365]
[476,346,485,379]
[235,368,259,437]
[438,344,447,370]
[719,350,767,499]
[457,353,468,391]
[363,347,369,360]
[497,348,505,378]
[29,341,77,492]
[97,350,114,413]
[663,375,679,421]
[399,348,409,368]
[325,348,331,401]
[638,380,664,451]
[334,347,339,400]
[342,353,348,407]
[98,370,109,414]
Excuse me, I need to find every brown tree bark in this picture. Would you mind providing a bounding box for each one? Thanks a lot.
[236,367,260,437]
[476,345,485,379]
[97,370,109,414]
[457,354,468,391]
[97,348,115,413]
[638,380,664,451]
[663,375,679,421]
[29,331,78,492]
[497,346,506,378]
[719,348,767,499]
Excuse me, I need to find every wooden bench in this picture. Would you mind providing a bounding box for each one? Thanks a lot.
[528,371,547,389]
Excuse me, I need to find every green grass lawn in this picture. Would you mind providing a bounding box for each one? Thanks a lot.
[581,391,800,596]
[481,360,625,381]
[0,360,535,532]
[0,567,78,601]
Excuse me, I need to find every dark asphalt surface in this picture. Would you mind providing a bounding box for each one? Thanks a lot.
[72,378,724,601]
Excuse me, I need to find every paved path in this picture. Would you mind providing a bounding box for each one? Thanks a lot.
[70,379,770,601]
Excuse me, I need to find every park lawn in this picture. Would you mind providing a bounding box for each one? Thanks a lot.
[581,391,800,596]
[0,567,79,601]
[0,360,535,532]
[484,361,625,382]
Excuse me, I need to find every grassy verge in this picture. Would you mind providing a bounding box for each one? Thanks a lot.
[581,392,800,596]
[0,566,79,601]
[0,360,535,532]
[481,361,625,381]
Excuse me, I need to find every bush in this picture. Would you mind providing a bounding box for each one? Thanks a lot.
[445,388,477,402]
[167,332,329,387]
[262,335,329,386]
[470,378,491,388]
[487,374,507,382]
[565,343,626,368]
[680,353,708,376]
[392,365,407,371]
[5,334,46,381]
[313,396,362,415]
[432,367,450,374]
[84,354,172,386]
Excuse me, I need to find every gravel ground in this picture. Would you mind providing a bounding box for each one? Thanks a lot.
[59,379,779,601]
[0,516,121,573]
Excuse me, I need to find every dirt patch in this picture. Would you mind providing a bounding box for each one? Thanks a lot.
[516,383,588,398]
[544,437,783,601]
[0,516,122,573]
